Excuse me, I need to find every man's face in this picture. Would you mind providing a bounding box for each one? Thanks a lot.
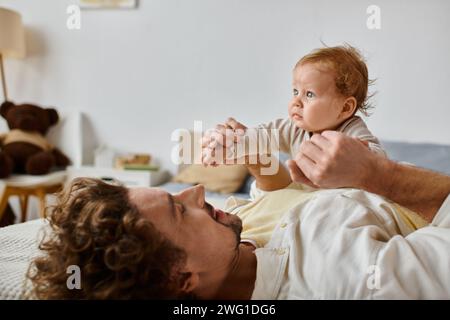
[128,185,242,281]
[288,62,347,133]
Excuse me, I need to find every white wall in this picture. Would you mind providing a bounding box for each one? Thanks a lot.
[0,0,449,173]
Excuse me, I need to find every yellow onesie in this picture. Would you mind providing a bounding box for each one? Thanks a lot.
[225,182,429,248]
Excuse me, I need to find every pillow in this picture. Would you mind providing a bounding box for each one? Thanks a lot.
[172,165,248,194]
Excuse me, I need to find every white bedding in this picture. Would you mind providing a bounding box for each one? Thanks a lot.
[0,219,47,299]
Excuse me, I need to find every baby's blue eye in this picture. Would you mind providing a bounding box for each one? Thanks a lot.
[306,91,315,98]
[293,89,299,96]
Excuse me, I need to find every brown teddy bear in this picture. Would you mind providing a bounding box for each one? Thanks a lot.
[0,101,71,178]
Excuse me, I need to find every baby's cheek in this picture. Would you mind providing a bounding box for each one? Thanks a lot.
[303,107,327,131]
[303,107,318,124]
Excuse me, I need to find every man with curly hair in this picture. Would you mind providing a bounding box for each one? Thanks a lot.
[27,135,450,299]
[28,178,248,299]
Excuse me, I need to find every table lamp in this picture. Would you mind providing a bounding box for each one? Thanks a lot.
[0,7,25,101]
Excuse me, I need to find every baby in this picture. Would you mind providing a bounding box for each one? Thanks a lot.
[202,45,386,168]
[201,45,388,247]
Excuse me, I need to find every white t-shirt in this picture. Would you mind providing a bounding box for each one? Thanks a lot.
[248,189,450,299]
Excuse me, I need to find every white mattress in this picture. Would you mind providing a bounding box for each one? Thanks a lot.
[0,219,47,299]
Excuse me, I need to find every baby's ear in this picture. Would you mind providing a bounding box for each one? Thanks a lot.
[340,97,357,119]
[0,101,15,119]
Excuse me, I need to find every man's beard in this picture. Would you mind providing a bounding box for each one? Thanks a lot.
[216,213,242,246]
[228,216,243,246]
[206,201,243,245]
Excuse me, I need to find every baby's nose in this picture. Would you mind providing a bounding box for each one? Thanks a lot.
[292,97,303,108]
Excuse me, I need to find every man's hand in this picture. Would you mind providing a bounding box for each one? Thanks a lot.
[286,131,377,189]
[289,131,450,222]
[201,118,247,166]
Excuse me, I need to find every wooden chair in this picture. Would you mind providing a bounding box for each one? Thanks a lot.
[0,172,66,221]
[0,112,83,224]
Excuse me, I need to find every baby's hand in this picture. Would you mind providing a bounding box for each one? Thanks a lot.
[201,118,247,166]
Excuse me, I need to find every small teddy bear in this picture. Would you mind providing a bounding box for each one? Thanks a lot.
[0,101,70,178]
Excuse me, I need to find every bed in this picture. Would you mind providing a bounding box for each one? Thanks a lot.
[1,139,450,299]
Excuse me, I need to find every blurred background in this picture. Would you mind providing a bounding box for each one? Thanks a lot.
[0,0,449,173]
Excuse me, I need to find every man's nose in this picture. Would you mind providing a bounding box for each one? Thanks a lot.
[179,184,206,207]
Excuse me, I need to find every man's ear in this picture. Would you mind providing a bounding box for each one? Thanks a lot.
[339,97,357,120]
[179,271,200,294]
[0,101,15,119]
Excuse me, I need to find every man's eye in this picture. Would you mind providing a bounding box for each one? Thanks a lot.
[306,91,315,98]
[293,89,299,96]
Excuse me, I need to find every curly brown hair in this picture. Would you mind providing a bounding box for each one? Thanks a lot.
[27,177,193,299]
[296,44,375,116]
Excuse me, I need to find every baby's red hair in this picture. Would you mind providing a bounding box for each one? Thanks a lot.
[296,45,374,116]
